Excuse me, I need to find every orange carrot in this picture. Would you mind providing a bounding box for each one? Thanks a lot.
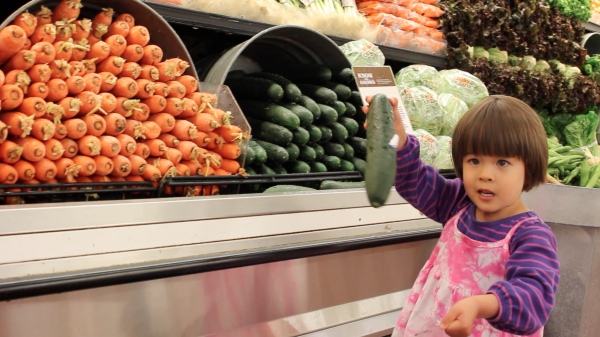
[130,102,150,122]
[133,141,149,158]
[112,76,138,98]
[99,71,117,92]
[87,24,108,45]
[110,154,131,177]
[48,59,71,80]
[57,97,82,119]
[214,125,246,143]
[54,123,68,139]
[134,78,156,99]
[116,133,136,156]
[73,155,96,176]
[69,60,86,76]
[65,75,86,95]
[166,83,187,102]
[46,78,68,102]
[0,120,8,143]
[211,108,233,127]
[178,98,199,118]
[105,34,127,57]
[141,162,161,181]
[122,44,144,63]
[97,56,125,76]
[19,96,47,118]
[13,160,36,181]
[181,160,202,175]
[128,154,147,175]
[191,131,211,148]
[54,157,79,180]
[0,69,5,87]
[0,84,24,110]
[177,74,199,93]
[53,39,73,61]
[76,91,102,116]
[106,20,130,38]
[174,162,190,176]
[82,114,106,137]
[155,60,181,82]
[60,138,78,158]
[97,135,121,157]
[204,131,224,150]
[0,163,19,184]
[32,158,57,181]
[0,111,33,138]
[163,97,185,116]
[72,19,92,41]
[3,50,36,72]
[0,140,23,163]
[112,97,138,117]
[185,112,221,133]
[158,133,180,147]
[27,64,51,83]
[103,112,126,136]
[86,40,110,63]
[171,120,198,141]
[81,59,96,74]
[207,151,222,169]
[93,155,114,175]
[220,158,241,174]
[120,61,142,79]
[150,157,175,176]
[214,168,230,176]
[11,12,38,37]
[44,138,64,160]
[0,25,28,64]
[124,119,145,139]
[175,141,202,161]
[52,0,83,21]
[116,13,135,28]
[22,38,32,51]
[214,142,241,160]
[70,38,90,61]
[99,92,117,113]
[30,42,54,65]
[142,121,161,139]
[90,175,110,183]
[139,64,159,81]
[140,44,163,65]
[92,8,114,33]
[148,112,175,133]
[54,18,76,42]
[63,118,87,139]
[30,23,56,44]
[15,137,46,162]
[83,72,102,94]
[27,82,48,99]
[31,118,56,141]
[77,134,101,156]
[152,81,168,97]
[141,139,167,157]
[126,25,150,47]
[35,6,53,26]
[142,95,166,114]
[4,70,31,96]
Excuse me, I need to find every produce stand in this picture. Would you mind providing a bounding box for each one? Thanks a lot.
[0,0,599,336]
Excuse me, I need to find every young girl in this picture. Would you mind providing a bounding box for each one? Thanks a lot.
[365,95,560,337]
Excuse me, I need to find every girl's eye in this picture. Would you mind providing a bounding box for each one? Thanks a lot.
[497,160,509,166]
[467,158,479,165]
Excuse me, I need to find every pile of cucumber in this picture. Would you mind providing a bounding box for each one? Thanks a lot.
[225,64,368,178]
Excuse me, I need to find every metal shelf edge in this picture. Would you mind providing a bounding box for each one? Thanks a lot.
[584,21,600,33]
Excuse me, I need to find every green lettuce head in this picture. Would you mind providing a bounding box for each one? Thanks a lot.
[432,136,453,170]
[399,85,444,136]
[395,64,442,92]
[438,93,468,137]
[412,129,439,166]
[438,69,489,107]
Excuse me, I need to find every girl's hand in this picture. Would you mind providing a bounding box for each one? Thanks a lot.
[361,95,407,150]
[439,294,500,337]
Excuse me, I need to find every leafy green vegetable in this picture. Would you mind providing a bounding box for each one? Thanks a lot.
[399,86,444,136]
[432,136,454,170]
[438,69,489,107]
[438,93,469,136]
[394,65,442,92]
[547,0,592,22]
[413,129,439,166]
[563,110,599,152]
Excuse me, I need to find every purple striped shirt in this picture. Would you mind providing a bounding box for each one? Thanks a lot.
[395,135,559,335]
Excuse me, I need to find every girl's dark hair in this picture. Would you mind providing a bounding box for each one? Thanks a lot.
[452,95,548,191]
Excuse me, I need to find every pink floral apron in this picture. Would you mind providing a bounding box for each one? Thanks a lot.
[391,208,543,337]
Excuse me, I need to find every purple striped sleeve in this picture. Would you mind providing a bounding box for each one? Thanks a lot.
[394,135,469,225]
[487,219,560,334]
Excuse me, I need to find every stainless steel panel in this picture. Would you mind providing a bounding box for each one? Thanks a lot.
[0,240,436,337]
[523,184,600,227]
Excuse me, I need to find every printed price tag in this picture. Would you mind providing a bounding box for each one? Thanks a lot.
[352,66,413,133]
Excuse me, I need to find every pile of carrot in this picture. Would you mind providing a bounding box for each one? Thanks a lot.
[0,0,250,198]
[355,0,446,54]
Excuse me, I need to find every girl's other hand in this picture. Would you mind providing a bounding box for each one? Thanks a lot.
[361,95,407,150]
[439,294,500,337]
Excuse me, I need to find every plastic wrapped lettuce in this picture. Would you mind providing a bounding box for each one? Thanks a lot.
[394,64,442,92]
[432,136,453,170]
[438,93,469,136]
[399,85,444,136]
[412,129,438,166]
[438,69,489,107]
[339,39,385,66]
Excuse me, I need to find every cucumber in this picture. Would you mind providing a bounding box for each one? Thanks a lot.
[285,160,311,173]
[249,140,268,165]
[238,100,301,130]
[263,184,316,193]
[330,122,349,143]
[307,124,323,143]
[310,161,328,172]
[343,102,357,117]
[349,91,364,107]
[313,143,325,161]
[324,82,352,101]
[271,164,288,174]
[347,136,367,159]
[292,126,310,147]
[255,140,289,165]
[253,163,277,175]
[341,142,355,160]
[226,77,284,102]
[365,93,396,208]
[298,145,317,162]
[339,159,355,171]
[246,72,302,102]
[297,84,338,105]
[330,100,347,116]
[247,117,293,146]
[317,104,338,126]
[317,126,333,142]
[322,156,341,171]
[285,143,300,162]
[351,157,367,175]
[323,142,345,158]
[241,166,261,193]
[332,68,355,84]
[244,143,256,166]
[320,180,365,190]
[267,64,332,84]
[298,95,321,121]
[282,103,314,128]
[338,116,359,137]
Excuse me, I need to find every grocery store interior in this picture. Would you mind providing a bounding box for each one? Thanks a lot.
[0,0,599,336]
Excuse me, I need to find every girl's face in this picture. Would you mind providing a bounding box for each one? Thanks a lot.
[462,154,528,222]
